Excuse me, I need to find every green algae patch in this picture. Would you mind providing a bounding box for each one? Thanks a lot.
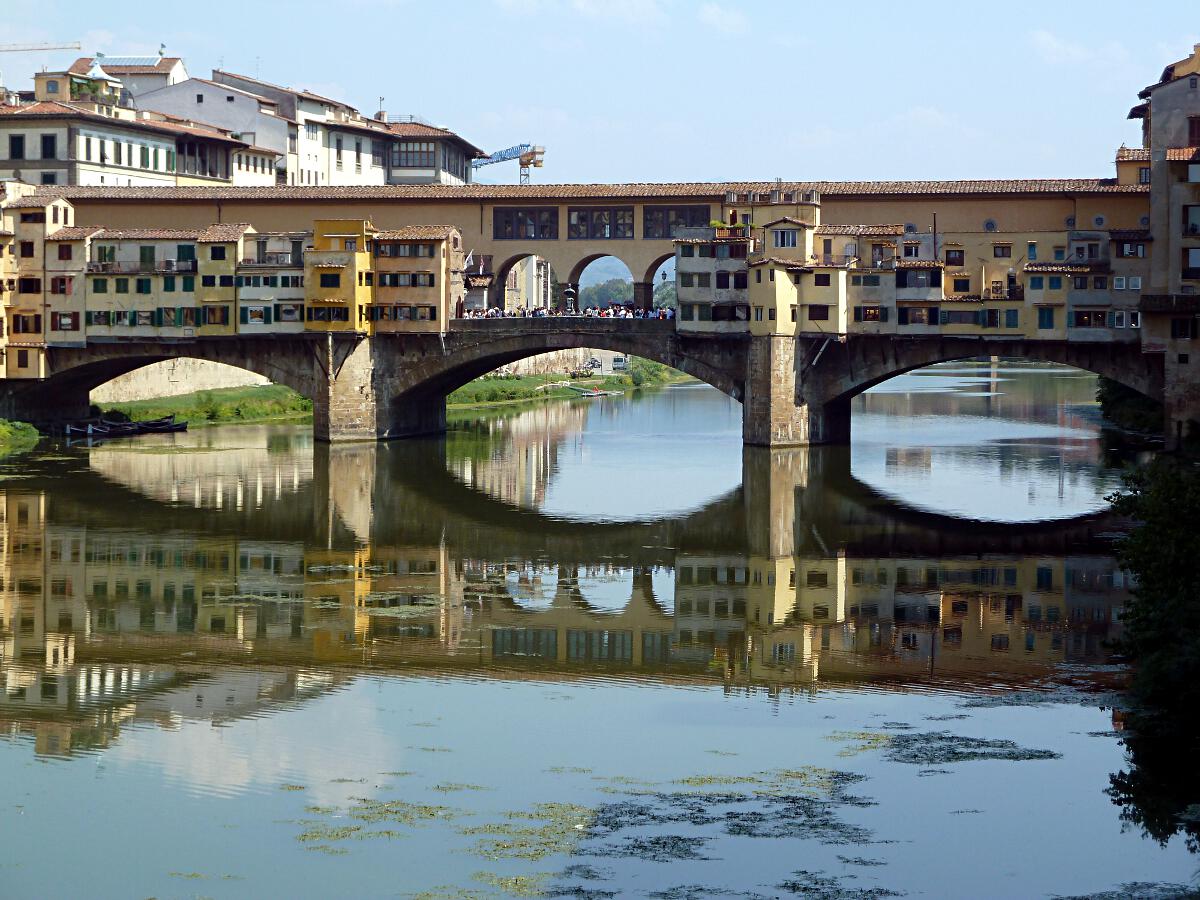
[673,774,761,787]
[432,782,489,793]
[347,797,458,827]
[472,871,551,897]
[297,824,362,844]
[827,731,895,758]
[279,783,307,792]
[460,803,595,862]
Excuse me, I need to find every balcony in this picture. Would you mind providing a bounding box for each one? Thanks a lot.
[861,256,898,270]
[812,254,857,267]
[85,259,197,274]
[714,225,749,239]
[240,252,301,267]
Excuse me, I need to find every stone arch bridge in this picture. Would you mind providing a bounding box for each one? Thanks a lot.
[0,321,1165,445]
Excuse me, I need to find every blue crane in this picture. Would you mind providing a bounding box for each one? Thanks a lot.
[472,144,545,184]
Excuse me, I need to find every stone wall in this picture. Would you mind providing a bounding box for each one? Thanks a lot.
[90,359,268,403]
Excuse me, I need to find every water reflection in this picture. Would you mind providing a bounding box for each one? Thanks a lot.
[1,430,1132,760]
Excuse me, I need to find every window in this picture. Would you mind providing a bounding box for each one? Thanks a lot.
[853,305,888,322]
[566,206,634,239]
[679,245,695,258]
[1027,242,1037,261]
[945,249,964,267]
[696,273,711,288]
[1037,307,1055,330]
[16,277,40,294]
[51,311,78,331]
[201,275,216,287]
[1171,317,1196,340]
[391,141,435,167]
[1029,276,1044,290]
[136,277,152,294]
[903,243,920,258]
[733,271,747,289]
[1113,310,1126,328]
[46,80,59,94]
[1093,276,1108,290]
[92,278,108,293]
[493,207,559,240]
[898,306,936,325]
[1118,242,1146,258]
[993,244,1012,258]
[163,275,176,292]
[678,272,694,288]
[814,273,831,287]
[1129,311,1140,328]
[40,172,57,185]
[753,306,763,321]
[1139,167,1151,184]
[196,93,204,103]
[9,135,25,159]
[773,229,798,248]
[319,273,341,288]
[1072,310,1108,328]
[203,305,230,326]
[807,305,830,321]
[41,133,56,159]
[218,275,234,287]
[952,277,970,293]
[1113,276,1126,290]
[1073,276,1088,290]
[1129,276,1142,291]
[1048,276,1063,291]
[642,205,710,239]
[334,135,343,168]
[57,244,72,261]
[1190,116,1200,147]
[115,278,129,294]
[1005,309,1019,328]
[716,271,730,289]
[209,245,226,261]
[1053,247,1066,261]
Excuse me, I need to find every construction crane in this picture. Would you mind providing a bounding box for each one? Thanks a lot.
[0,42,82,91]
[0,41,82,53]
[473,144,545,185]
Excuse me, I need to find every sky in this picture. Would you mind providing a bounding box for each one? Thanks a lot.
[4,0,1197,185]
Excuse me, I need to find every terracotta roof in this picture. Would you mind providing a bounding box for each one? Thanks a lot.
[1116,147,1150,162]
[197,223,252,242]
[212,70,352,111]
[815,224,907,236]
[0,101,245,144]
[44,226,104,241]
[31,178,1149,205]
[1167,147,1200,161]
[748,257,810,269]
[1108,229,1152,241]
[386,121,485,156]
[69,57,183,76]
[91,227,203,240]
[896,258,945,269]
[761,216,812,229]
[1025,262,1109,274]
[375,226,457,240]
[1,196,55,209]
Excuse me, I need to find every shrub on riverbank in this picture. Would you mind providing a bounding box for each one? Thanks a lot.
[1097,376,1164,434]
[1105,458,1200,852]
[100,385,313,425]
[0,419,40,456]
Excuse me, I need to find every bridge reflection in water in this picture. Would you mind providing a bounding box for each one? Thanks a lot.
[0,418,1131,758]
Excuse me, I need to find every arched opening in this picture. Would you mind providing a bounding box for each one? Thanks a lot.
[485,253,561,314]
[89,360,270,405]
[646,254,676,311]
[845,355,1144,523]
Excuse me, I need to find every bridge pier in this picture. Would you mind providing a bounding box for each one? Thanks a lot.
[743,335,851,447]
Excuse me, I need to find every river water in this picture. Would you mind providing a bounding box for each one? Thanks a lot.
[1,361,1192,899]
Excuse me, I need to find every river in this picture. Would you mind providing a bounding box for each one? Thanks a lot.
[0,361,1192,899]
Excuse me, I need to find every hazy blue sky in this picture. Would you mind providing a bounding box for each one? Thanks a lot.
[5,0,1197,185]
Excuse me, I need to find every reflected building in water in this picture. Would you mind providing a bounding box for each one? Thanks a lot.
[0,432,1136,757]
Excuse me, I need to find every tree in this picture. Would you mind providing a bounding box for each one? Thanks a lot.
[653,278,677,309]
[579,277,633,308]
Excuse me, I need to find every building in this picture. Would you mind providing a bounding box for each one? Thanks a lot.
[62,55,189,98]
[372,225,465,329]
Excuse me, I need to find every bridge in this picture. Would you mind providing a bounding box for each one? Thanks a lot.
[0,317,1166,446]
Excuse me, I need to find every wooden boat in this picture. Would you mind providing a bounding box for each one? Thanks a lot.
[65,414,187,438]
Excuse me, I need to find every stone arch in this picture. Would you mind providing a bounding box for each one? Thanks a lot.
[642,251,675,287]
[566,252,636,288]
[802,336,1165,409]
[0,337,326,426]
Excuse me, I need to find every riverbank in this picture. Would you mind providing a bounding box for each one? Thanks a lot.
[0,418,40,457]
[99,384,314,427]
[96,359,692,424]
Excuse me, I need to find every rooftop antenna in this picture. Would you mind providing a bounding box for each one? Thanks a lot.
[158,43,166,59]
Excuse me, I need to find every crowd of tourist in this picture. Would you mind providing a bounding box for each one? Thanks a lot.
[457,304,675,320]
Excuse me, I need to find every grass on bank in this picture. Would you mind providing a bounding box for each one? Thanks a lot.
[0,418,41,456]
[95,359,690,425]
[99,384,313,426]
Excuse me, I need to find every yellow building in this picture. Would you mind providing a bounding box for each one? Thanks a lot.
[304,219,376,333]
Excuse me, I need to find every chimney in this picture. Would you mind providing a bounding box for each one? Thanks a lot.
[375,109,386,122]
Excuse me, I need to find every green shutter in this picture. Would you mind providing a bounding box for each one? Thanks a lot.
[263,306,273,325]
[853,306,863,322]
[239,306,249,325]
[151,309,163,327]
[879,307,889,323]
[163,275,175,292]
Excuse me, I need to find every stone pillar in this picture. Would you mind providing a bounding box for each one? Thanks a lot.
[1164,355,1200,451]
[742,335,851,447]
[632,281,655,312]
[742,446,806,559]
